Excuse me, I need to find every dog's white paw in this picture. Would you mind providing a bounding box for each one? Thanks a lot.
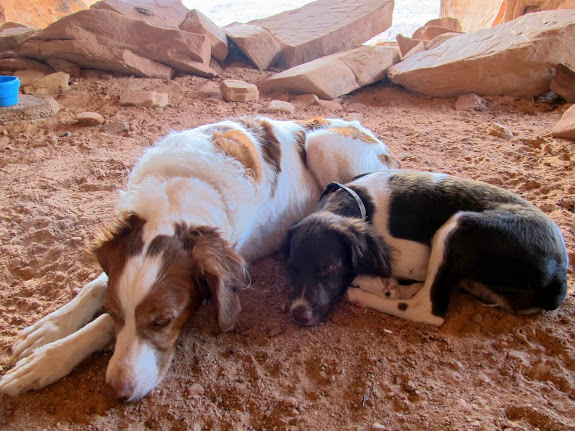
[11,312,76,363]
[0,340,78,397]
[380,277,401,299]
[345,287,365,307]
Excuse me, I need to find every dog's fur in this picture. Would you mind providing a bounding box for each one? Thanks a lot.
[0,117,399,401]
[286,170,568,327]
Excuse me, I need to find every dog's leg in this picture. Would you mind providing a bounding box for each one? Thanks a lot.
[351,275,421,300]
[346,216,462,326]
[0,313,114,397]
[11,272,108,362]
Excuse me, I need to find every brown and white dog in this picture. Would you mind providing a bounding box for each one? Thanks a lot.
[0,117,399,401]
[286,170,568,327]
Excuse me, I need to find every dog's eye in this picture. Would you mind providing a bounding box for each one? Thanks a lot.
[152,317,173,328]
[320,264,337,276]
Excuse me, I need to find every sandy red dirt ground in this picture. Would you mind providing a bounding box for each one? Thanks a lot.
[0,68,573,430]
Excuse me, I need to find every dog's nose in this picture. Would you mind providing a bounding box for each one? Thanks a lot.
[105,378,135,401]
[291,304,313,325]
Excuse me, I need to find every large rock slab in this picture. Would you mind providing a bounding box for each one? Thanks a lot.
[388,10,575,98]
[180,9,228,63]
[0,58,55,74]
[224,24,281,70]
[251,0,394,69]
[21,39,173,79]
[91,0,188,29]
[24,9,213,76]
[0,94,59,122]
[0,23,37,51]
[263,45,400,100]
[550,63,575,102]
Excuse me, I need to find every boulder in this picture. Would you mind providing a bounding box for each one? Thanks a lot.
[21,39,174,79]
[13,69,46,86]
[24,9,214,76]
[396,34,423,58]
[0,0,95,29]
[261,100,296,114]
[0,58,54,74]
[388,10,575,98]
[440,0,503,32]
[76,111,105,125]
[180,10,228,63]
[91,0,188,29]
[224,24,281,70]
[251,0,394,68]
[0,94,59,122]
[0,23,37,51]
[120,91,169,107]
[23,71,69,96]
[455,93,489,111]
[425,33,460,50]
[550,63,575,102]
[263,45,400,100]
[551,104,575,140]
[220,80,259,102]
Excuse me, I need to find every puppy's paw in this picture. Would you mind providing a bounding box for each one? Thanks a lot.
[345,287,365,308]
[0,340,78,397]
[11,312,76,363]
[380,277,400,299]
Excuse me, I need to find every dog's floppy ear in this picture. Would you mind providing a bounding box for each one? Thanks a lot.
[179,225,245,331]
[320,182,343,200]
[338,220,392,277]
[92,212,146,275]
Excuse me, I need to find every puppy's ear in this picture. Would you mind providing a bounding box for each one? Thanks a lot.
[339,220,392,277]
[180,225,245,331]
[92,213,145,275]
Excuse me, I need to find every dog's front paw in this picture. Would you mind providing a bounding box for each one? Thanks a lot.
[345,287,365,308]
[11,312,75,363]
[380,277,401,299]
[0,340,78,397]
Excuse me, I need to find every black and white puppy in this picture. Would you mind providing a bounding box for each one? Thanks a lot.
[286,170,569,327]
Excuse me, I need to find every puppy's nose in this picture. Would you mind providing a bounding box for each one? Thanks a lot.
[291,304,313,325]
[105,378,135,402]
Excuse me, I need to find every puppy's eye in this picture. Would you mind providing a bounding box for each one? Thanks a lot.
[152,317,173,329]
[320,264,337,276]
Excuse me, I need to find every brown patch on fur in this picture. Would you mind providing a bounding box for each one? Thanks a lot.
[379,153,402,169]
[294,129,307,167]
[259,120,282,194]
[330,127,379,144]
[212,129,262,184]
[297,117,331,130]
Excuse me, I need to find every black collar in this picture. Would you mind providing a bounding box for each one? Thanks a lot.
[321,182,367,220]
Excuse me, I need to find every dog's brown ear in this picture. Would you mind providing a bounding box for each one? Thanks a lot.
[92,213,146,275]
[181,225,245,331]
[339,220,392,278]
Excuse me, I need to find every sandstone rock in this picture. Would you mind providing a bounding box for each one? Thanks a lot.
[25,9,213,76]
[76,111,105,125]
[551,104,575,140]
[263,45,400,100]
[262,100,296,114]
[421,26,463,41]
[220,80,259,102]
[425,33,460,51]
[550,63,575,103]
[440,0,503,32]
[411,16,463,40]
[293,94,320,104]
[21,39,173,79]
[422,17,463,32]
[396,34,423,58]
[23,71,69,96]
[403,42,425,60]
[0,58,54,74]
[455,93,489,111]
[13,69,46,86]
[0,94,59,122]
[0,23,37,51]
[180,10,228,63]
[120,91,168,108]
[224,24,280,70]
[91,0,187,29]
[488,122,514,139]
[317,99,343,111]
[0,0,95,29]
[388,10,575,98]
[251,0,394,68]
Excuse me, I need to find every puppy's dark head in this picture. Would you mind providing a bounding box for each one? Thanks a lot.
[285,211,391,326]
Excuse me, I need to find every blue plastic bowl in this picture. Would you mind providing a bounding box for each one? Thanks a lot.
[0,76,20,107]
